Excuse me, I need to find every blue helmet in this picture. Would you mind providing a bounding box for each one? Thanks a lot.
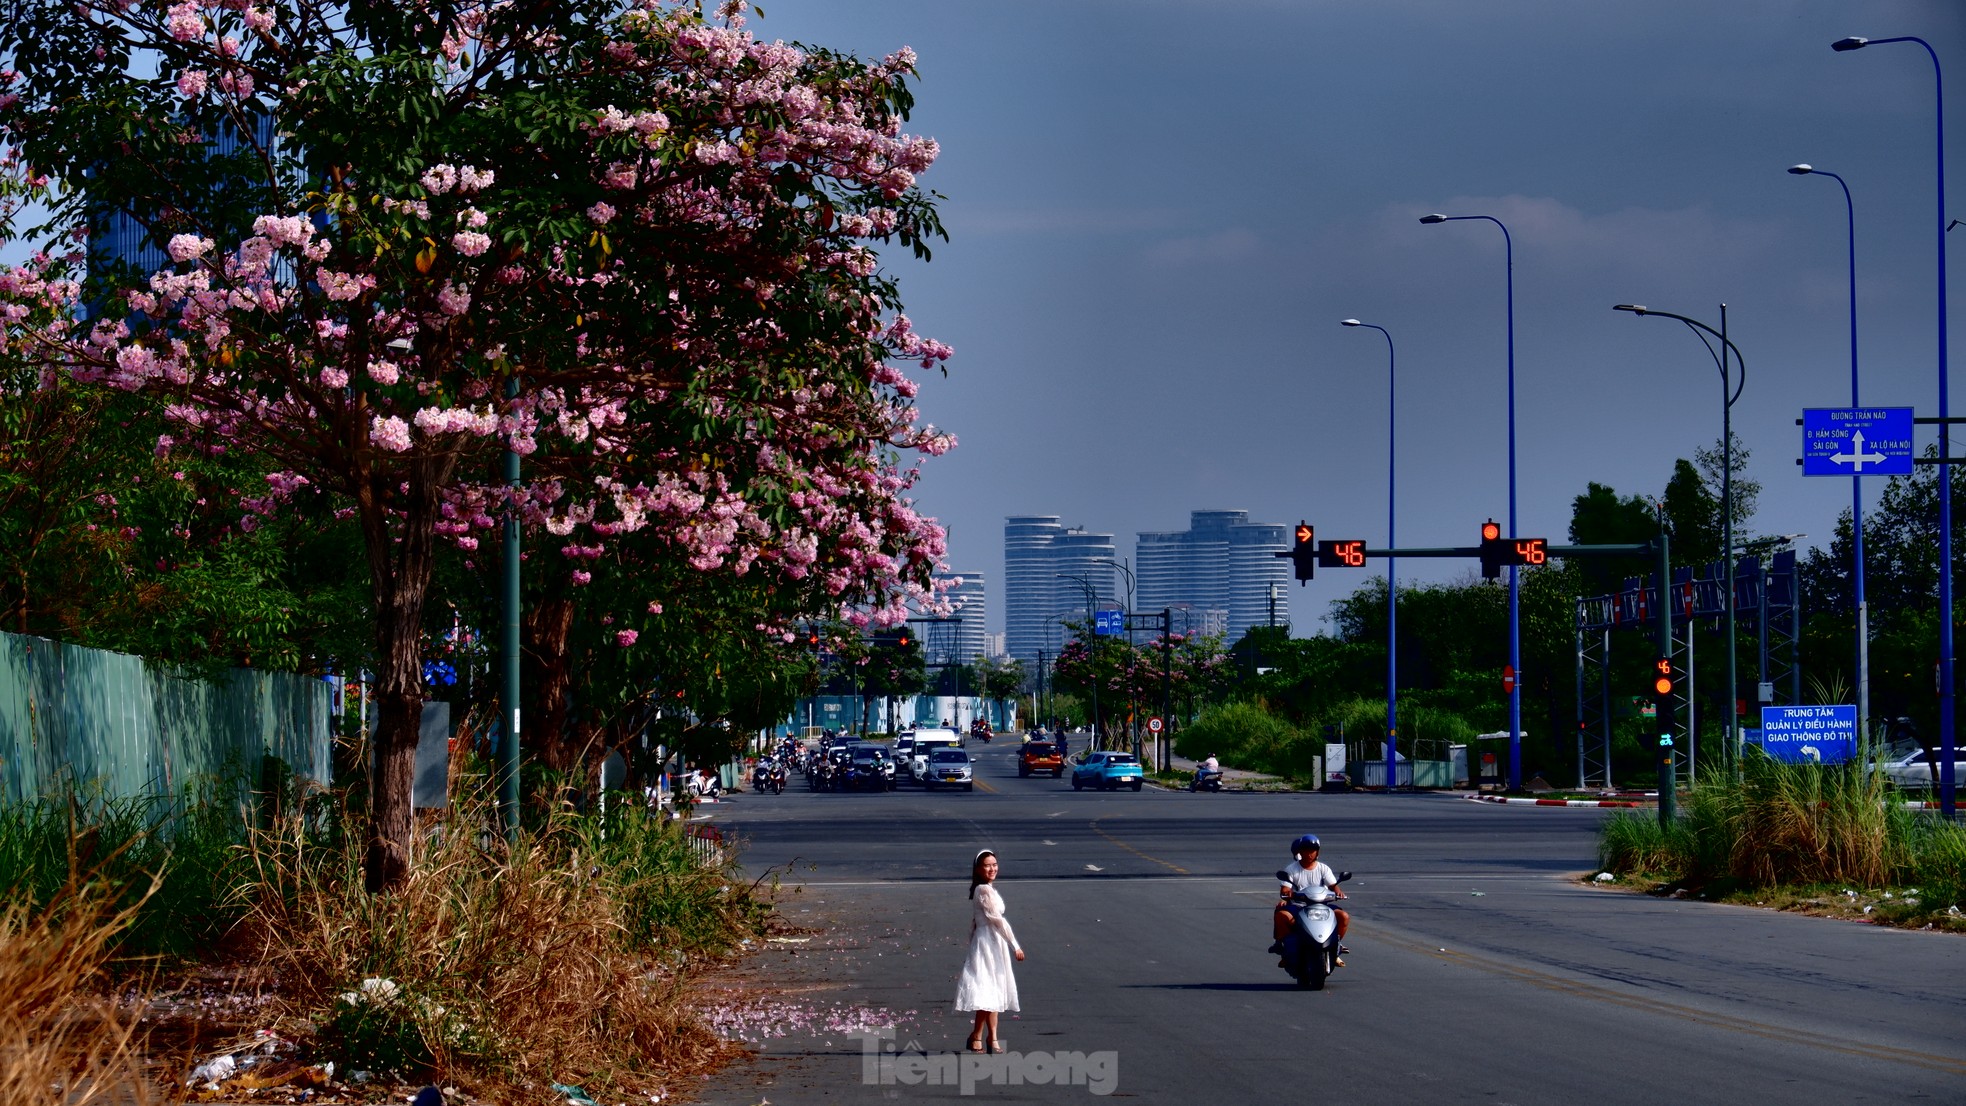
[1291,834,1322,853]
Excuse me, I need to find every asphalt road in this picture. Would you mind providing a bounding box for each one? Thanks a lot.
[688,738,1966,1105]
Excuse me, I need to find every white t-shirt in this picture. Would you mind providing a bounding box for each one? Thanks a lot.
[1280,859,1341,901]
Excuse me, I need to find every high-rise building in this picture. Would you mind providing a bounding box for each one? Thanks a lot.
[1135,510,1290,642]
[926,572,987,667]
[1003,516,1117,668]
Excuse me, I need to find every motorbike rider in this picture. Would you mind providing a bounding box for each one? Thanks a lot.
[1271,834,1348,967]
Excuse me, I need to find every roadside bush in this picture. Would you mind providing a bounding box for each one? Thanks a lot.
[1174,701,1312,779]
[0,873,157,1104]
[0,779,255,959]
[241,794,753,1097]
[1597,747,1966,918]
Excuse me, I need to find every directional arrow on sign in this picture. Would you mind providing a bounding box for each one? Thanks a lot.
[1830,429,1889,470]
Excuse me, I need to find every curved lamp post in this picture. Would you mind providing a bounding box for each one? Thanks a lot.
[1057,573,1101,746]
[1342,318,1401,787]
[1614,304,1747,781]
[1833,33,1954,818]
[1788,163,1870,749]
[1420,212,1522,789]
[1093,557,1140,760]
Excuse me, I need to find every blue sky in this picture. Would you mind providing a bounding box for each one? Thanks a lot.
[752,0,1966,637]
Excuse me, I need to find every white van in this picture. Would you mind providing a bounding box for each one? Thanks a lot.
[899,727,961,783]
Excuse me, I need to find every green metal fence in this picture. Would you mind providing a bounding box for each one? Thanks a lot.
[0,631,332,803]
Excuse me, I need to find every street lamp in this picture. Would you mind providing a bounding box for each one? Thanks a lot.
[1833,33,1955,817]
[1420,212,1522,789]
[1342,319,1400,787]
[1057,573,1101,746]
[1613,303,1747,781]
[1787,163,1871,748]
[1093,557,1140,760]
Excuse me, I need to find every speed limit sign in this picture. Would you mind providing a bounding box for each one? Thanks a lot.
[1147,717,1164,735]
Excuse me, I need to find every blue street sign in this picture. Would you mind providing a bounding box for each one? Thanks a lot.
[1093,609,1124,636]
[1754,705,1857,764]
[1800,407,1914,476]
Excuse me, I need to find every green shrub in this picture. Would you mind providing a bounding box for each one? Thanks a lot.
[1598,746,1966,916]
[0,777,257,959]
[1174,701,1312,779]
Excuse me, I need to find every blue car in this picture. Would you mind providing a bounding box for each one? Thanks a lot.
[1072,751,1145,792]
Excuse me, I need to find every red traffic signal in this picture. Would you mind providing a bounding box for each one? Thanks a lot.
[1652,657,1674,697]
[1273,520,1316,584]
[1479,518,1505,579]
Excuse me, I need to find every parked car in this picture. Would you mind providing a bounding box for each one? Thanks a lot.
[1072,750,1145,792]
[1018,741,1064,778]
[1874,737,1966,792]
[923,748,974,791]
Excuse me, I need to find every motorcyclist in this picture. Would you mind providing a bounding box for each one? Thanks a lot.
[1271,834,1348,967]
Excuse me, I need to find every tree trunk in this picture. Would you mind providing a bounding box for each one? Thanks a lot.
[359,459,446,893]
[524,595,578,776]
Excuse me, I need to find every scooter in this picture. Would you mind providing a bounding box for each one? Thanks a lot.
[1275,868,1351,991]
[1189,766,1224,792]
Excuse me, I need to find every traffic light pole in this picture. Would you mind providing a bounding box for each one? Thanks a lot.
[1655,531,1677,824]
[1351,540,1661,795]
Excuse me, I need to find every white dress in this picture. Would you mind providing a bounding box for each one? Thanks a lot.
[954,883,1021,1012]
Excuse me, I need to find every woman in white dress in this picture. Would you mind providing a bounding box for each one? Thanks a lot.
[955,849,1024,1053]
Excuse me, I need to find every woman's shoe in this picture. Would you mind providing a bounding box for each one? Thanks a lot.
[988,1037,1005,1054]
[966,1033,985,1053]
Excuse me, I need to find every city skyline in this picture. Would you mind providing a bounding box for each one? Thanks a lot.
[748,0,1965,647]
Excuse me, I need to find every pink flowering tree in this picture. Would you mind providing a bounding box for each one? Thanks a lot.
[0,0,953,889]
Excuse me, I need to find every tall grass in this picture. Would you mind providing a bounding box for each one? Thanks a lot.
[239,795,754,1096]
[0,769,770,1099]
[1598,747,1966,914]
[0,878,157,1104]
[0,779,256,959]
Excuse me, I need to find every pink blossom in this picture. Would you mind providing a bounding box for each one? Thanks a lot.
[369,415,413,452]
[420,164,458,195]
[318,270,375,301]
[166,233,213,262]
[451,231,492,256]
[571,570,592,586]
[319,366,348,389]
[243,7,273,32]
[166,2,202,41]
[175,70,208,98]
[586,202,616,225]
[647,601,664,615]
[436,284,471,314]
[366,359,400,386]
[615,629,639,647]
[457,165,494,192]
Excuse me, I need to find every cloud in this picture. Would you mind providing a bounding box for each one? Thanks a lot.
[1139,228,1264,267]
[948,205,1184,236]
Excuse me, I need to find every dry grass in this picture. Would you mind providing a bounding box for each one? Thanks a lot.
[0,880,158,1105]
[237,797,741,1099]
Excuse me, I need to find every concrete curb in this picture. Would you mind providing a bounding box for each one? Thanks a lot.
[1466,794,1647,808]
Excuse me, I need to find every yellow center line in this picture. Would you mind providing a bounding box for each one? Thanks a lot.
[973,778,997,793]
[1089,813,1189,875]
